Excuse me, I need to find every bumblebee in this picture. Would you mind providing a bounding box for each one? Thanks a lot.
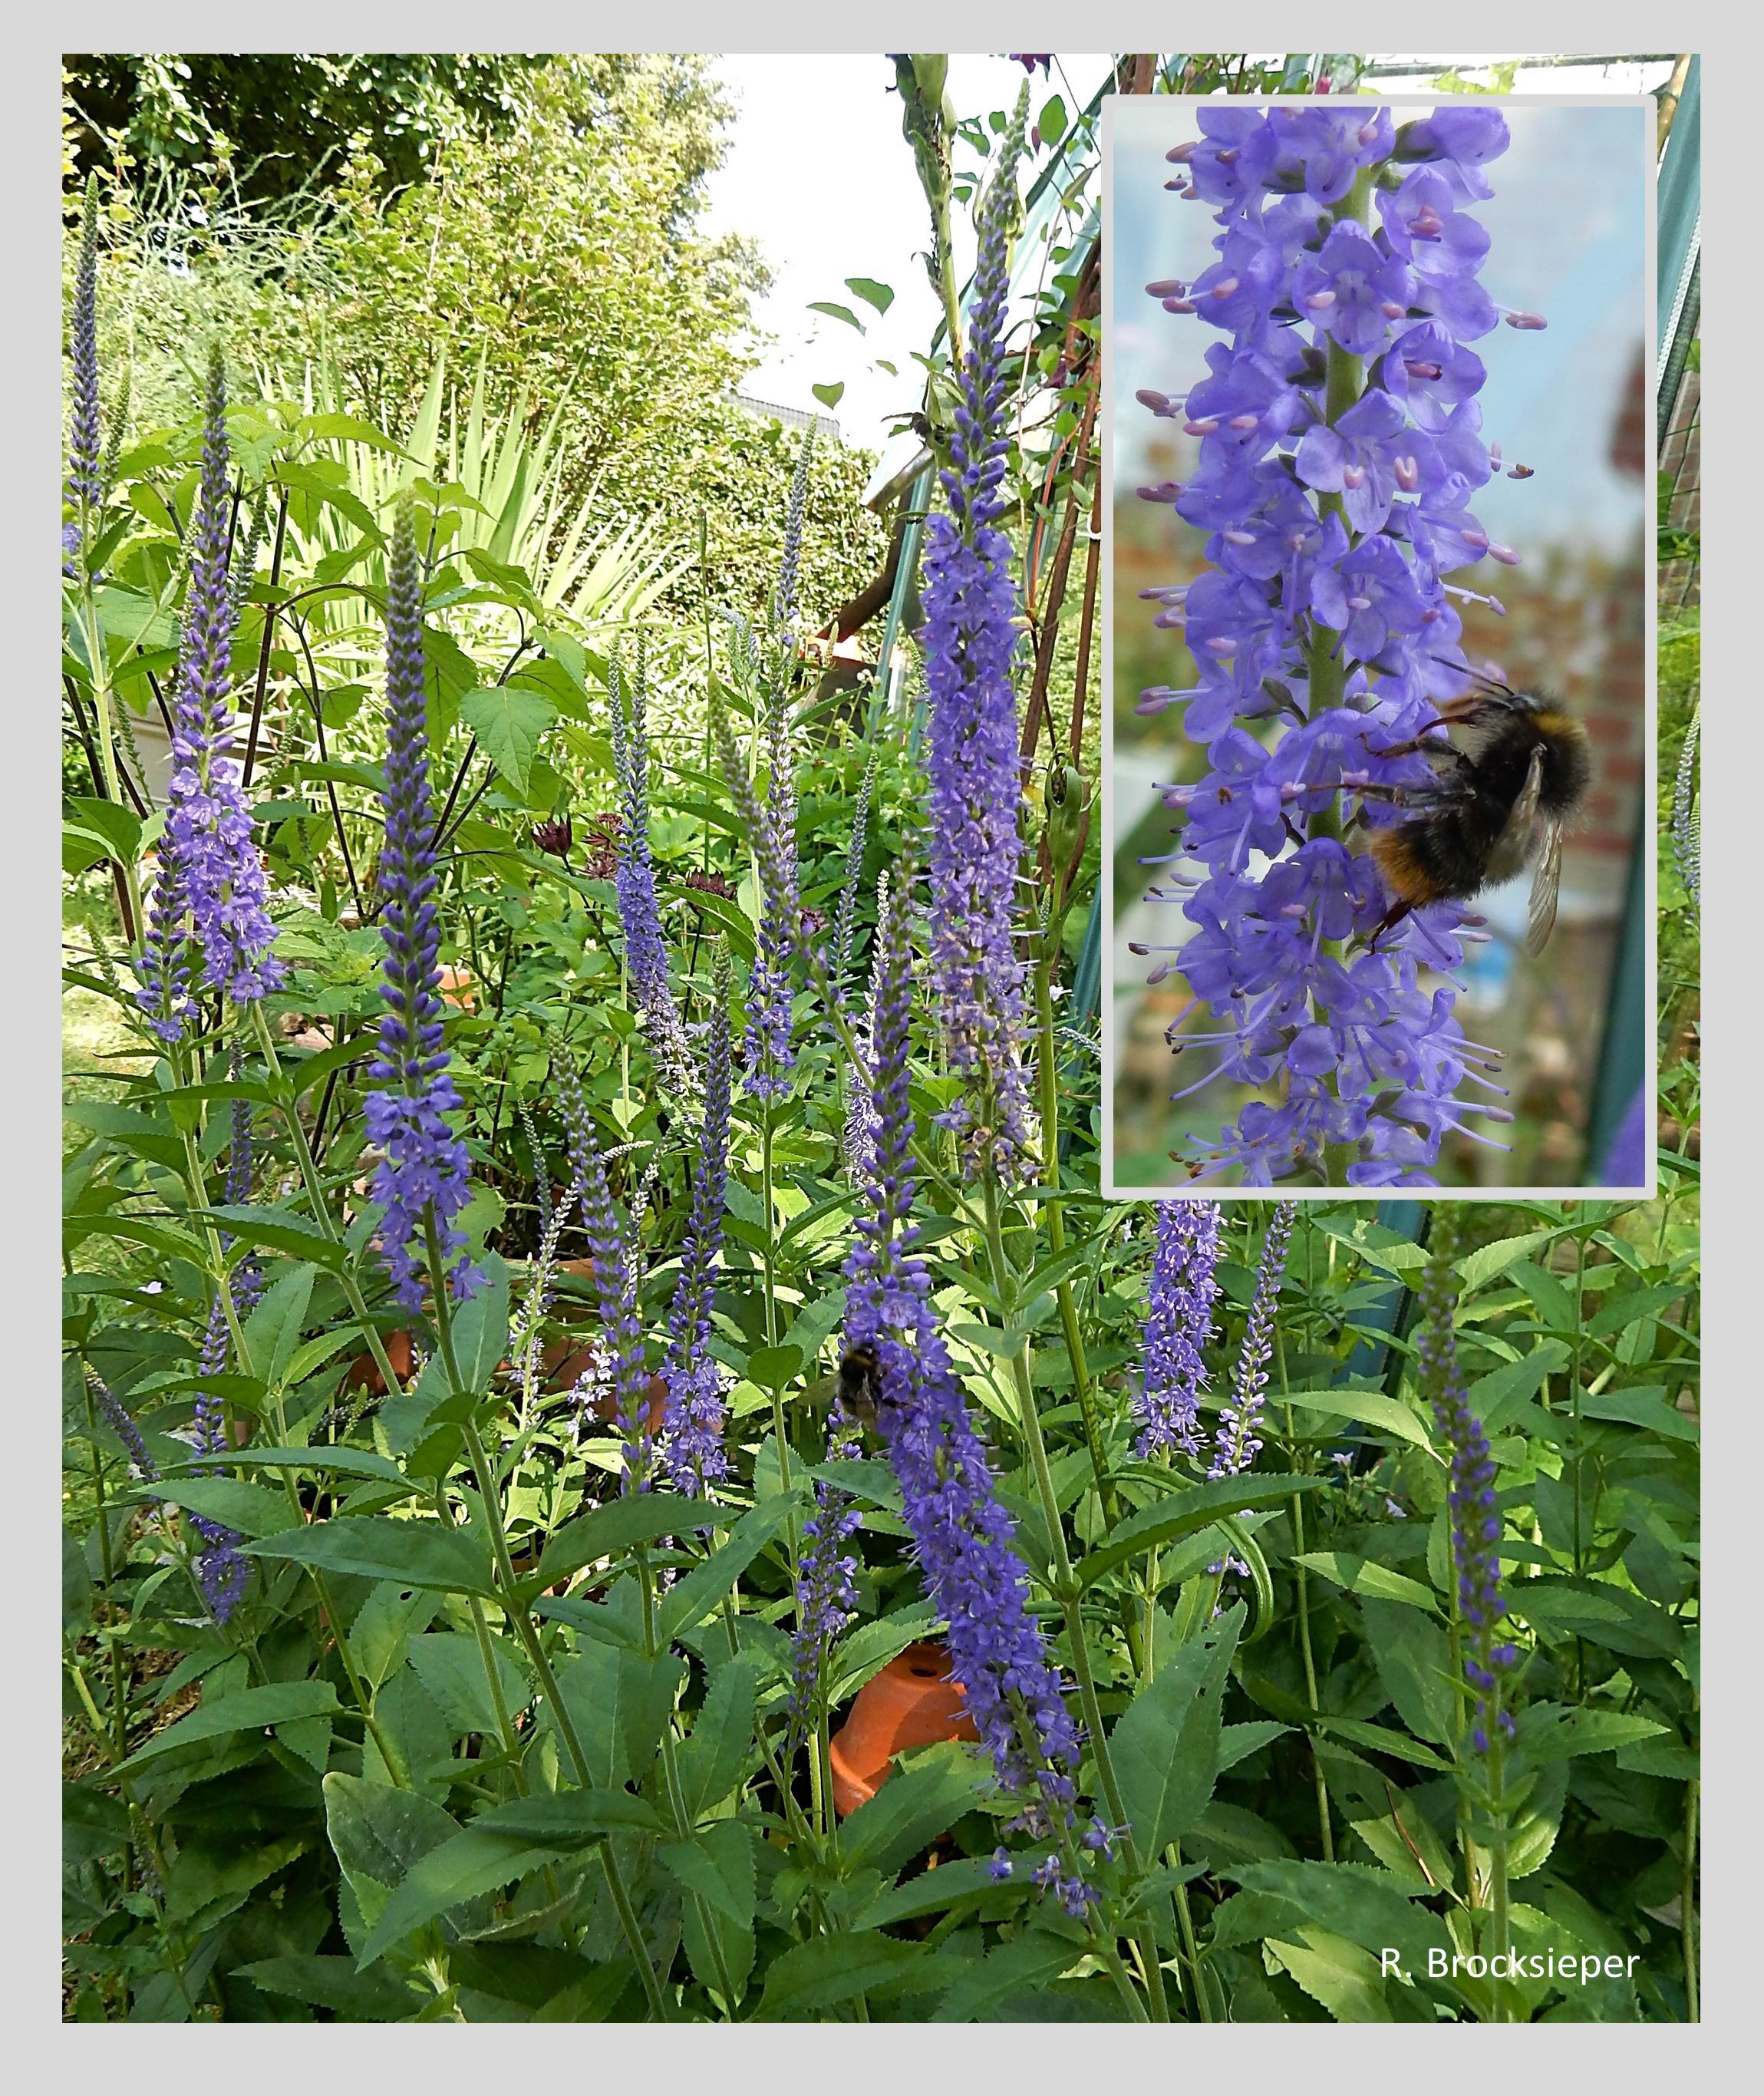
[1365,675,1591,957]
[835,1342,887,1431]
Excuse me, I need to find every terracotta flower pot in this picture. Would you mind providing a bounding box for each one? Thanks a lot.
[438,965,476,1013]
[345,1327,414,1399]
[828,1642,978,1817]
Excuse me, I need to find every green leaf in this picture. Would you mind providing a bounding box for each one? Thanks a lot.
[852,1853,1014,1930]
[301,411,413,455]
[117,1680,341,1774]
[1111,1607,1241,1856]
[547,1644,684,1790]
[1361,1599,1456,1746]
[460,686,557,795]
[407,1631,530,1738]
[1518,1703,1669,1764]
[246,1516,498,1597]
[204,1205,347,1272]
[1281,1387,1433,1452]
[811,381,846,411]
[845,276,895,315]
[1459,1230,1562,1293]
[1316,1717,1455,1773]
[148,1477,302,1540]
[1074,1475,1327,1590]
[1267,1929,1393,2022]
[673,1655,757,1823]
[1580,1385,1698,1441]
[447,1255,511,1394]
[1213,1860,1451,1982]
[808,300,865,332]
[357,1817,563,1969]
[460,1789,664,1846]
[532,1491,730,1596]
[658,1820,757,1931]
[237,1955,414,2019]
[656,1490,800,1645]
[1296,1553,1438,1612]
[930,1929,1083,2022]
[238,1266,316,1391]
[758,1932,923,2019]
[1469,1342,1570,1430]
[1037,94,1067,147]
[826,1603,940,1704]
[839,1741,989,1877]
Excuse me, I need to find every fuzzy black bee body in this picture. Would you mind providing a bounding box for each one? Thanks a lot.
[836,1342,887,1431]
[1367,678,1591,956]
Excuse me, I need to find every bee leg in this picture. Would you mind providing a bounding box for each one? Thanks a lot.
[1364,898,1415,952]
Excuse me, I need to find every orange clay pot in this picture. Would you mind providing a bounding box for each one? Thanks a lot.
[438,965,476,1013]
[828,1642,979,1817]
[345,1327,414,1399]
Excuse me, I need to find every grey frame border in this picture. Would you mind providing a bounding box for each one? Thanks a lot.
[1100,92,1659,1204]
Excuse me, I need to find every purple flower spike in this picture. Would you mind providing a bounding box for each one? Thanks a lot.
[134,349,284,1038]
[786,1398,862,1738]
[189,1296,247,1622]
[64,180,102,536]
[844,872,1081,1831]
[1211,1204,1297,1479]
[608,649,694,1091]
[1134,104,1535,1186]
[921,87,1037,1180]
[364,501,481,1312]
[1416,1223,1518,1754]
[564,1090,653,1496]
[660,959,734,1496]
[1136,1201,1223,1458]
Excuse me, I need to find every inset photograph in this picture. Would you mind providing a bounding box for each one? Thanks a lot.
[1106,97,1652,1193]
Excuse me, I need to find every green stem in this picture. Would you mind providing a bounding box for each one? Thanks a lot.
[1485,1735,1512,2023]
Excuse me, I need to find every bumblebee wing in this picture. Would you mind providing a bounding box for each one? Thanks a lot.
[1526,816,1565,957]
[1485,742,1546,888]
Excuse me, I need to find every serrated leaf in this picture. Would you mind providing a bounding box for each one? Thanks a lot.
[657,1491,800,1646]
[838,1741,988,1877]
[460,686,556,795]
[117,1680,341,1773]
[673,1654,757,1822]
[1111,1606,1241,1855]
[246,1515,497,1597]
[532,1491,730,1595]
[1074,1475,1327,1590]
[1297,1553,1438,1612]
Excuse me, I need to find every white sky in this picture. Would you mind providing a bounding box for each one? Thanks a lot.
[704,54,1113,455]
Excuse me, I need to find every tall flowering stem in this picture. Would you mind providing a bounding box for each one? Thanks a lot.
[572,1121,653,1495]
[1416,1225,1518,1756]
[134,348,284,1038]
[921,84,1036,1178]
[190,1296,248,1622]
[771,418,816,638]
[711,689,799,1104]
[609,647,694,1089]
[843,876,1083,1851]
[1136,1201,1223,1459]
[660,950,734,1495]
[65,178,102,543]
[1133,107,1539,1185]
[1211,1203,1298,1480]
[786,1400,862,1741]
[364,501,480,1312]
